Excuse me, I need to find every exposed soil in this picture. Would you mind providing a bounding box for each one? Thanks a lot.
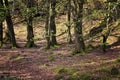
[0,39,120,80]
[0,16,120,80]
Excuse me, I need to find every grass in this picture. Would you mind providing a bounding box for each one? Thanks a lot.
[0,76,22,80]
[93,67,110,74]
[54,66,113,80]
[10,54,22,60]
[55,67,78,75]
[55,67,81,80]
[49,51,54,54]
[92,63,120,79]
[116,56,120,62]
[98,56,107,60]
[48,55,55,61]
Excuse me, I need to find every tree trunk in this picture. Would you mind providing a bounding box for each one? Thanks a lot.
[25,0,35,48]
[26,16,35,48]
[4,0,17,47]
[4,29,10,42]
[50,0,57,46]
[73,0,85,52]
[0,23,3,47]
[45,0,50,49]
[67,0,72,44]
[102,1,112,53]
[0,0,4,47]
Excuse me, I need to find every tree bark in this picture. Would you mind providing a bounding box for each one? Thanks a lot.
[26,16,35,47]
[45,0,50,49]
[25,0,35,48]
[4,29,10,42]
[0,23,3,47]
[4,0,17,47]
[102,1,112,53]
[50,0,57,46]
[67,0,72,44]
[73,0,85,52]
[0,0,4,47]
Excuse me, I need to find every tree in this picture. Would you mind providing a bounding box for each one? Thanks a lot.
[72,0,85,52]
[49,0,57,46]
[4,0,18,47]
[45,0,50,49]
[102,0,118,52]
[67,0,72,44]
[0,23,3,47]
[0,0,4,47]
[25,0,35,48]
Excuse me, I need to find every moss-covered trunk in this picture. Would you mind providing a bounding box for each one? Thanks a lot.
[50,0,57,46]
[5,0,17,47]
[45,0,50,49]
[25,0,35,48]
[26,16,35,48]
[67,0,72,44]
[73,0,85,52]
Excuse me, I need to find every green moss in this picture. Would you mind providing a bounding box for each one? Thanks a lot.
[55,67,78,75]
[68,74,94,80]
[25,42,31,48]
[93,67,110,74]
[98,56,107,60]
[86,44,95,52]
[55,67,80,80]
[0,76,22,80]
[79,74,92,80]
[116,56,120,62]
[49,51,54,54]
[70,48,78,56]
[10,54,21,60]
[48,55,55,61]
[11,46,17,49]
[53,45,61,48]
[0,41,2,47]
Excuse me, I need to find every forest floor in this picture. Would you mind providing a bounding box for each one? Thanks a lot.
[0,39,120,80]
[0,16,120,80]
